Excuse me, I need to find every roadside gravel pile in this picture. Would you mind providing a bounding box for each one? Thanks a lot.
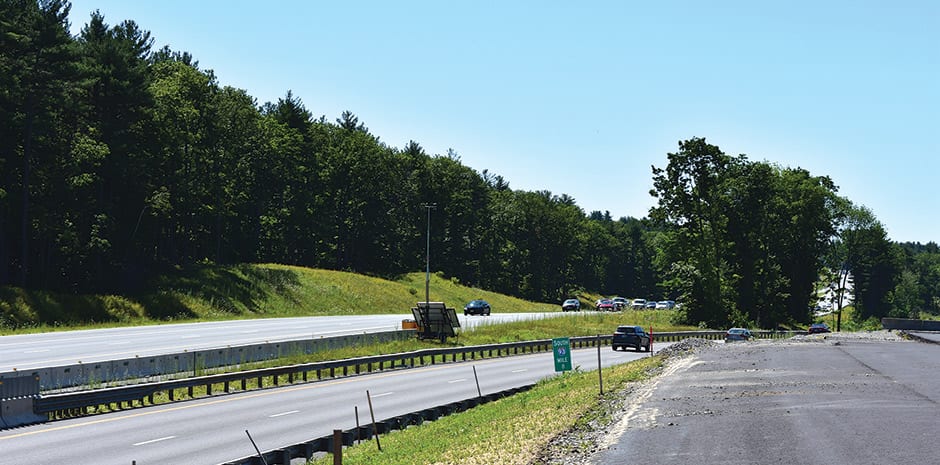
[654,337,717,357]
[789,329,906,343]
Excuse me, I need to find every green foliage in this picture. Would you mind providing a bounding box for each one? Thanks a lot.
[650,138,842,328]
[0,2,665,306]
[843,213,902,320]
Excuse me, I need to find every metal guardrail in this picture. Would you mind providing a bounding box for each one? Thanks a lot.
[34,336,590,418]
[32,330,801,420]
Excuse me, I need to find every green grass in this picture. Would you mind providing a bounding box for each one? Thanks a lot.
[0,264,559,334]
[308,356,664,465]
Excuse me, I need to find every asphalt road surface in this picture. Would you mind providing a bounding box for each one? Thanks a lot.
[0,312,558,371]
[591,334,939,465]
[0,342,669,465]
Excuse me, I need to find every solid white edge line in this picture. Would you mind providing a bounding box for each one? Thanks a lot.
[268,410,300,418]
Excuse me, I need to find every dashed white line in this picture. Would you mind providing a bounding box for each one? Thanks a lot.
[371,392,394,398]
[268,410,300,418]
[511,369,528,373]
[133,436,175,446]
[448,378,467,384]
[23,349,50,353]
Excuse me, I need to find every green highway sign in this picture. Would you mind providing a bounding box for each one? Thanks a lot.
[552,337,572,372]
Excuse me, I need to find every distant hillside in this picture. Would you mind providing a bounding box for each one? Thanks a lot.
[0,264,557,333]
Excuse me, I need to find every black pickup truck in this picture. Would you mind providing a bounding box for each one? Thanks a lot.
[612,325,651,352]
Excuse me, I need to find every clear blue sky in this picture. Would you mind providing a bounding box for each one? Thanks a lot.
[67,0,939,244]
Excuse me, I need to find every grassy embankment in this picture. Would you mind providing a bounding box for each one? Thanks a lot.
[0,262,691,349]
[0,263,564,334]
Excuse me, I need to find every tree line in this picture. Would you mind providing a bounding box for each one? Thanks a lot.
[2,1,937,328]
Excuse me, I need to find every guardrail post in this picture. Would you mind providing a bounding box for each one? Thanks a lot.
[333,429,343,465]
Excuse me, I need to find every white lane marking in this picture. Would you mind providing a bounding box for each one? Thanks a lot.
[107,341,131,345]
[241,330,259,334]
[180,335,201,339]
[133,436,176,446]
[448,378,467,384]
[268,410,300,418]
[371,392,394,398]
[511,369,528,373]
[23,349,50,353]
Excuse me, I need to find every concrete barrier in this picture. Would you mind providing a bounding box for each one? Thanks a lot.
[2,330,414,392]
[0,397,45,427]
[0,374,44,428]
[882,318,940,331]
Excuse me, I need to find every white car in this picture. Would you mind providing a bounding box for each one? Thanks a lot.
[611,297,629,310]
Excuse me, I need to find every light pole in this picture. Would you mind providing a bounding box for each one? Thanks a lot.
[422,203,437,306]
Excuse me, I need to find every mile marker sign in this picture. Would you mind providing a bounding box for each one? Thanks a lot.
[552,337,572,372]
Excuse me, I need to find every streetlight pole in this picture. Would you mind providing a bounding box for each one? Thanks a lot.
[422,203,437,307]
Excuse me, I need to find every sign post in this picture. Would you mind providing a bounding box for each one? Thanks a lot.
[552,337,572,372]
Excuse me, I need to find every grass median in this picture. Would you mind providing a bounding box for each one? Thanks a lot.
[308,355,663,465]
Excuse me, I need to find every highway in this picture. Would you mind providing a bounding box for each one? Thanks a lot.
[0,312,558,371]
[0,342,667,465]
[591,336,940,465]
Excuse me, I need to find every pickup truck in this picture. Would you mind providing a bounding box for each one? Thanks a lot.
[612,325,651,352]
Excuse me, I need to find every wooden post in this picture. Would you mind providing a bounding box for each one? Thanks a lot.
[245,430,269,465]
[473,365,482,398]
[597,334,603,395]
[333,429,343,465]
[649,326,654,355]
[366,390,382,451]
[355,406,361,443]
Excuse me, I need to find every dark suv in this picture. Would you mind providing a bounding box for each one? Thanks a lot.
[612,325,651,352]
[808,323,830,334]
[464,299,491,316]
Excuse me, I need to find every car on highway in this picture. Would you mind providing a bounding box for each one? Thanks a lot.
[464,299,491,316]
[561,298,581,312]
[808,322,831,334]
[612,325,651,351]
[595,299,615,311]
[631,298,647,309]
[725,327,753,342]
[656,300,676,309]
[611,297,629,310]
[645,301,657,309]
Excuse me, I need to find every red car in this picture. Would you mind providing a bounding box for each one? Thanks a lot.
[595,299,615,311]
